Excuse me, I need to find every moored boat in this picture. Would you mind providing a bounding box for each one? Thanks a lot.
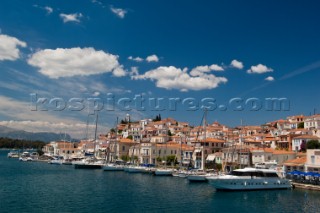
[7,150,19,158]
[103,163,124,171]
[154,168,173,176]
[73,160,104,169]
[206,167,292,191]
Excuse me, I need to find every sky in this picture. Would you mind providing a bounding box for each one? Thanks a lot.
[0,0,320,138]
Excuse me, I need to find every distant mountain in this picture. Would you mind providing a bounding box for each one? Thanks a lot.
[0,125,73,143]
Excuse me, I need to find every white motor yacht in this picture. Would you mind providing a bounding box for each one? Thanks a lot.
[206,167,292,191]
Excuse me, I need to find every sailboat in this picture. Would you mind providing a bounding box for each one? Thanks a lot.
[188,109,215,182]
[154,127,173,176]
[74,114,103,169]
[103,118,125,171]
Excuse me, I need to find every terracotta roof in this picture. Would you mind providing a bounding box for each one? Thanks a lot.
[272,150,295,155]
[283,156,307,166]
[119,138,134,143]
[203,138,225,143]
[250,148,274,153]
[156,143,194,151]
[293,135,319,140]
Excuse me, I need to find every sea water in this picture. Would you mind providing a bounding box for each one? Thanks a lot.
[0,150,319,213]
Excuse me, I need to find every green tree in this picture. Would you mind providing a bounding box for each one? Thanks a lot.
[307,140,320,149]
[167,130,172,136]
[215,163,222,171]
[166,155,178,165]
[298,122,304,129]
[120,119,128,124]
[127,135,133,140]
[156,156,162,162]
[120,155,130,162]
[153,114,162,122]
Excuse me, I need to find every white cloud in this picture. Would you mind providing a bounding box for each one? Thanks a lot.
[110,6,127,18]
[128,56,143,62]
[92,0,103,5]
[0,34,27,61]
[265,76,275,81]
[146,54,159,62]
[247,64,273,74]
[59,13,83,23]
[112,65,127,77]
[45,6,53,14]
[0,95,110,138]
[130,67,139,76]
[190,64,223,76]
[133,66,227,91]
[33,5,53,14]
[209,64,224,71]
[92,91,100,96]
[28,47,126,78]
[230,59,244,69]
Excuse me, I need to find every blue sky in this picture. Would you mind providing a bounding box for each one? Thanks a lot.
[0,0,320,138]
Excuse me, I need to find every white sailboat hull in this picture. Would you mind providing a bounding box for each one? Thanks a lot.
[154,169,173,176]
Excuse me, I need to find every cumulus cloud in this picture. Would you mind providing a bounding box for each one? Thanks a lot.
[190,64,224,76]
[146,54,159,62]
[128,56,143,62]
[0,34,27,61]
[130,67,139,76]
[112,65,127,77]
[110,6,127,18]
[59,13,83,23]
[265,76,275,81]
[133,66,227,91]
[247,64,273,74]
[230,59,244,69]
[27,47,126,78]
[45,6,53,14]
[0,95,109,138]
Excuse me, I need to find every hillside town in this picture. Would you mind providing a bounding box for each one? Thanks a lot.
[42,113,320,174]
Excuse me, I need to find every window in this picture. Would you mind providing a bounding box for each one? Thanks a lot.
[122,146,125,151]
[311,156,315,164]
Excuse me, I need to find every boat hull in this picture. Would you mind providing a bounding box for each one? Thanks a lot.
[207,177,292,191]
[74,164,102,169]
[103,165,124,171]
[154,169,173,176]
[187,175,208,182]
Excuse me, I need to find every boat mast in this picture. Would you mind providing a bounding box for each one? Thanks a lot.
[85,114,90,140]
[114,117,118,162]
[93,113,99,159]
[239,119,243,169]
[180,136,182,169]
[201,109,207,171]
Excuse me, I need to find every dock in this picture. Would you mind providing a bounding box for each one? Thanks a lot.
[292,182,320,191]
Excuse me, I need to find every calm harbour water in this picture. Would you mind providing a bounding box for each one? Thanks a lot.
[1,150,320,213]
